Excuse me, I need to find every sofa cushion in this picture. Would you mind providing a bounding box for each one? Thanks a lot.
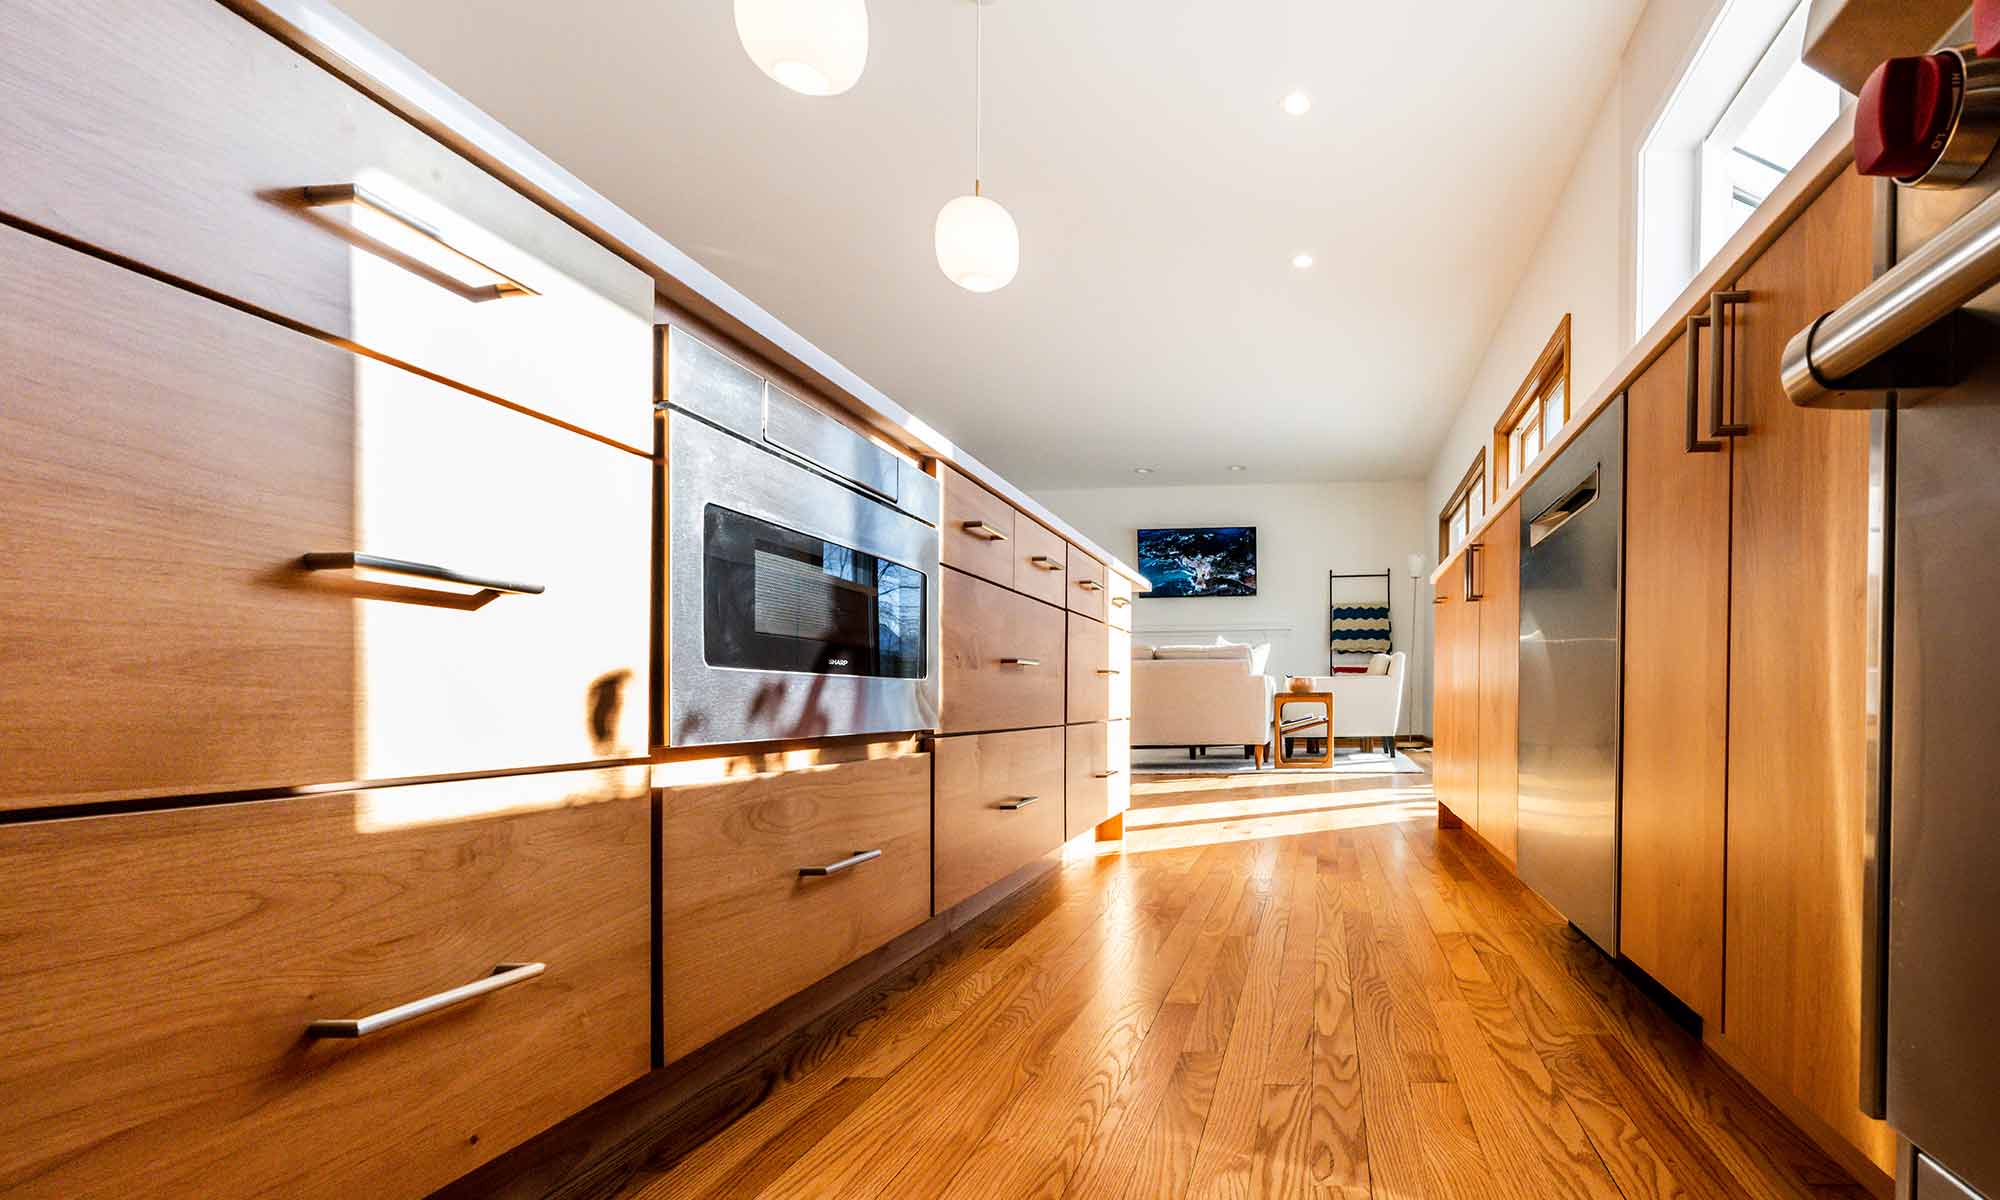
[1367,652,1392,675]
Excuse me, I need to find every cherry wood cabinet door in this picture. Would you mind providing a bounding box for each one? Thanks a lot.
[1619,331,1733,1023]
[1475,503,1521,862]
[1723,168,1895,1175]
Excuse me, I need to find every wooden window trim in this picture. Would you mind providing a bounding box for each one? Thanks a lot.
[1492,313,1572,497]
[1438,447,1487,561]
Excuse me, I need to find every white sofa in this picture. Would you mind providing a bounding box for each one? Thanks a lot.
[1130,641,1276,765]
[1282,651,1408,756]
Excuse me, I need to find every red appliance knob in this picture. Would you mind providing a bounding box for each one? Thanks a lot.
[1855,52,1963,179]
[1979,0,2000,59]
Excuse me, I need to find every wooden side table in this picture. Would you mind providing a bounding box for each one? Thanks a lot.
[1273,691,1334,768]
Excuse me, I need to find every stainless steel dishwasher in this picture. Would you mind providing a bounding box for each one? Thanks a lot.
[1514,397,1624,954]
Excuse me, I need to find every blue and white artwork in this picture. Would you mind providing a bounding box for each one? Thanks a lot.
[1136,526,1257,598]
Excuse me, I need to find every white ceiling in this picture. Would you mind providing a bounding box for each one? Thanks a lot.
[332,0,1646,490]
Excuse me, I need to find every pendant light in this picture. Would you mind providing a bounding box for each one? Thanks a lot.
[935,0,1019,292]
[734,0,869,97]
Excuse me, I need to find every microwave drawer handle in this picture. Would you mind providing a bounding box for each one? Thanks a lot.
[800,849,882,877]
[961,520,1009,542]
[302,184,538,303]
[301,552,545,596]
[996,795,1040,810]
[306,962,545,1039]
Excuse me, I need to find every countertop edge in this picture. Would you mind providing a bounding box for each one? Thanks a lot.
[221,0,1151,588]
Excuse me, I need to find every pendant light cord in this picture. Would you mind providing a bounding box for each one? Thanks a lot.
[974,0,983,196]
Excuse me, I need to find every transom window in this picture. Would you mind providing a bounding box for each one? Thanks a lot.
[1492,315,1571,496]
[1438,449,1487,561]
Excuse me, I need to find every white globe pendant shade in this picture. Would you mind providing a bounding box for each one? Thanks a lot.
[734,0,869,97]
[934,193,1019,292]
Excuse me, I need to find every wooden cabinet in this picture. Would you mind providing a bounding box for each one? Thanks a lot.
[942,466,1018,588]
[0,221,648,811]
[933,728,1066,912]
[1104,571,1136,630]
[1720,169,1893,1173]
[1064,720,1131,839]
[1065,544,1110,621]
[1431,555,1481,827]
[1012,515,1071,607]
[1620,329,1732,1024]
[1474,503,1521,861]
[658,753,932,1065]
[940,566,1067,734]
[0,0,654,451]
[0,769,652,1200]
[1065,611,1132,724]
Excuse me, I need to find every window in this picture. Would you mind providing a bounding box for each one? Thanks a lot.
[1438,448,1487,561]
[1492,315,1571,495]
[1636,0,1846,333]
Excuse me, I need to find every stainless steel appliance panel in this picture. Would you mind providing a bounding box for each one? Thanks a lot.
[667,410,941,747]
[1514,398,1625,953]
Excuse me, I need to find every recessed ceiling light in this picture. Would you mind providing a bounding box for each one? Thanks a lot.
[1281,89,1311,116]
[1132,467,1155,476]
[1291,253,1314,270]
[1228,464,1248,472]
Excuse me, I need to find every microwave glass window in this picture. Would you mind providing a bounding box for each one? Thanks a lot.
[703,505,925,678]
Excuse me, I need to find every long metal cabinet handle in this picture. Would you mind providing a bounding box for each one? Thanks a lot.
[1463,544,1484,603]
[1685,312,1723,454]
[1029,555,1063,571]
[1783,180,2000,407]
[961,520,1009,542]
[799,849,882,877]
[301,184,538,302]
[301,552,545,595]
[1000,657,1042,667]
[1708,291,1752,439]
[306,962,545,1038]
[1096,668,1124,676]
[1093,769,1123,779]
[996,795,1040,810]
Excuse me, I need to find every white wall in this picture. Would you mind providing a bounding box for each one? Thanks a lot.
[1033,480,1433,735]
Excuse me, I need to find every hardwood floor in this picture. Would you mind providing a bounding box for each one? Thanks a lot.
[614,755,1873,1199]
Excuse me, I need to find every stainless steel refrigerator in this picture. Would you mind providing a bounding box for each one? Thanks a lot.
[1514,397,1624,955]
[1781,57,2000,1200]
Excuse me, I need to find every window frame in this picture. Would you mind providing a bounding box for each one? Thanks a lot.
[1438,448,1487,561]
[1491,314,1572,497]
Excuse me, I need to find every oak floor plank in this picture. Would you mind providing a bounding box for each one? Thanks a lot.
[1306,870,1370,1198]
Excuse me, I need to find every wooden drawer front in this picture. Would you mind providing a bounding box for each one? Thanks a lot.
[1067,612,1133,723]
[1013,517,1071,607]
[0,0,653,450]
[660,754,932,1064]
[0,770,652,1200]
[1065,720,1132,839]
[941,567,1067,734]
[1105,573,1136,630]
[941,466,1017,588]
[0,223,649,811]
[933,729,1066,912]
[1066,544,1110,620]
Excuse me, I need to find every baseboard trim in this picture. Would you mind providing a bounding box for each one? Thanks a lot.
[1703,1029,1897,1200]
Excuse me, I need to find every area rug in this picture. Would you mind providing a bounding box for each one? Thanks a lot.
[1131,748,1423,776]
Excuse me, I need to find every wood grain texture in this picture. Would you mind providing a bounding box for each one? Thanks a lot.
[0,768,652,1200]
[1474,502,1521,862]
[658,754,933,1065]
[940,566,1068,734]
[1723,167,1895,1176]
[1065,543,1110,622]
[932,728,1067,912]
[0,220,648,812]
[941,465,1019,590]
[1066,610,1133,724]
[0,0,653,450]
[1065,719,1132,839]
[1432,572,1481,828]
[1620,330,1732,1023]
[1012,514,1071,609]
[606,756,1881,1200]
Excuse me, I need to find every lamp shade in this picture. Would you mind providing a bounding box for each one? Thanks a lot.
[934,194,1019,292]
[734,0,868,97]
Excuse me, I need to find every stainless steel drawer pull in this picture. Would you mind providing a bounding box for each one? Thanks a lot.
[1096,668,1123,676]
[1110,596,1131,607]
[306,961,545,1039]
[1000,657,1042,667]
[302,184,538,303]
[996,795,1040,810]
[301,552,545,596]
[1029,555,1064,571]
[1077,579,1105,592]
[799,849,883,877]
[1093,769,1123,779]
[961,520,1009,542]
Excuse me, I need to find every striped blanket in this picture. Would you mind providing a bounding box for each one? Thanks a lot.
[1329,604,1391,654]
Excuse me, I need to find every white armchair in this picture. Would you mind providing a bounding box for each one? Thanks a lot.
[1130,642,1276,765]
[1287,651,1408,756]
